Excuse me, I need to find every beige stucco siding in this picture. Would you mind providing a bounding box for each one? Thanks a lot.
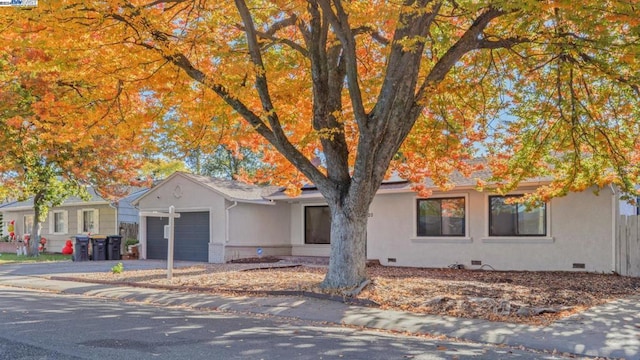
[287,186,614,272]
[136,174,225,261]
[365,187,614,272]
[136,173,292,263]
[289,201,331,257]
[137,176,223,212]
[225,200,291,260]
[228,201,290,246]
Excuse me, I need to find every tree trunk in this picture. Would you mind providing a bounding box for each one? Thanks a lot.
[27,193,43,257]
[320,198,369,290]
[27,214,41,257]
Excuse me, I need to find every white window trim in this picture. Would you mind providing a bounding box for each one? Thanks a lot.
[482,192,554,244]
[49,210,68,235]
[77,208,100,234]
[411,193,472,243]
[301,203,331,246]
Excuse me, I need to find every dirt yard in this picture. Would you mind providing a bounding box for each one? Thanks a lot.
[75,261,640,325]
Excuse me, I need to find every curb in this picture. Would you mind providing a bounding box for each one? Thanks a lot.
[48,275,380,307]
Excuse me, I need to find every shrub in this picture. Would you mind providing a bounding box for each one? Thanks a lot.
[111,262,124,274]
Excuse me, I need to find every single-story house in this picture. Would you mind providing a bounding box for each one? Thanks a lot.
[133,172,289,263]
[0,187,148,253]
[135,171,638,275]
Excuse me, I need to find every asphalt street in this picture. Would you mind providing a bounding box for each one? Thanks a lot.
[0,286,567,360]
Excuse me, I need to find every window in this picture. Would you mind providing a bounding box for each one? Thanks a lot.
[50,210,68,234]
[23,215,34,234]
[304,206,331,244]
[78,209,99,234]
[417,198,465,237]
[489,195,546,236]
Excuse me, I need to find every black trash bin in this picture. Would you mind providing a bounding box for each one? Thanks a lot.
[106,235,122,260]
[73,235,90,262]
[90,237,107,261]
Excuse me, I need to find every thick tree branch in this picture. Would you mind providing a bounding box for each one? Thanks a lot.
[316,0,368,132]
[301,1,351,191]
[416,7,507,100]
[234,0,329,188]
[107,3,328,188]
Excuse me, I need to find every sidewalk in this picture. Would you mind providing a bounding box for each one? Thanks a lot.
[1,260,639,359]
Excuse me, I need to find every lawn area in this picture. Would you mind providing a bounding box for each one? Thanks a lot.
[75,262,640,325]
[0,253,72,264]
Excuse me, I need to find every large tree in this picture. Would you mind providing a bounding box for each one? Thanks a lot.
[0,45,151,256]
[3,1,638,288]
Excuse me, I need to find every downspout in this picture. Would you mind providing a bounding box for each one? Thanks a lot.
[609,184,617,273]
[225,201,238,244]
[109,202,118,235]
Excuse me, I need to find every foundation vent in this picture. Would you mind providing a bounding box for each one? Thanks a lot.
[572,263,586,269]
[471,260,482,266]
[387,258,397,263]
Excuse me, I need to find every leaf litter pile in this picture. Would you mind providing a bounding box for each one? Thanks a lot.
[77,262,640,325]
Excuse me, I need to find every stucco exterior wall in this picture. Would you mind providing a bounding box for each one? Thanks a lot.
[289,201,331,257]
[225,200,291,261]
[365,187,614,272]
[287,187,615,272]
[136,175,225,262]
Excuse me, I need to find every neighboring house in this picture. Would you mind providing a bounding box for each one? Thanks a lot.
[136,171,636,276]
[0,187,148,253]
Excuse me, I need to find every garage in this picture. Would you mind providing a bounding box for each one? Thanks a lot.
[146,211,210,262]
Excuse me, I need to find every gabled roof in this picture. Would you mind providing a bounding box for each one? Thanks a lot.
[0,186,149,212]
[133,172,280,205]
[266,158,553,200]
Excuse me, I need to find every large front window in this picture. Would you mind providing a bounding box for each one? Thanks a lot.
[489,195,546,236]
[417,198,465,237]
[304,206,331,244]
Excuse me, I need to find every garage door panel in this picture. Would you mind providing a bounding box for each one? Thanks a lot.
[146,212,209,262]
[147,217,168,260]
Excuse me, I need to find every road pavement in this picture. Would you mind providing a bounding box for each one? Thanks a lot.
[1,260,639,359]
[1,286,565,360]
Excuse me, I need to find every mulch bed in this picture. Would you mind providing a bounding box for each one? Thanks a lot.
[75,263,640,325]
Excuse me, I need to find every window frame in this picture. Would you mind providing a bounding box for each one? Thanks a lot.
[49,210,68,235]
[416,197,466,237]
[77,208,99,234]
[488,194,547,237]
[23,214,34,235]
[303,205,331,245]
